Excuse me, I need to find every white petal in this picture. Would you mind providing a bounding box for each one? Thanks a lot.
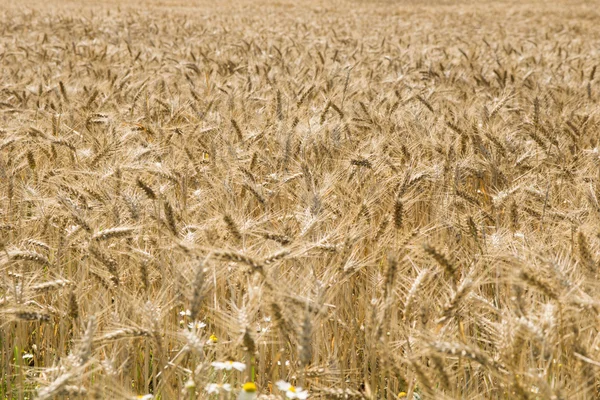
[237,392,257,400]
[211,362,226,370]
[205,384,219,394]
[232,362,246,371]
[276,381,292,391]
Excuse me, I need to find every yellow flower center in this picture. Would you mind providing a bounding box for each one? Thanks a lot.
[243,382,257,393]
[398,392,407,398]
[289,386,296,393]
[209,334,218,343]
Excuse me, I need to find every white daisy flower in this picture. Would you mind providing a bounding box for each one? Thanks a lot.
[211,360,246,371]
[398,392,421,400]
[188,321,207,330]
[207,334,218,344]
[179,310,192,317]
[135,395,154,400]
[185,378,196,390]
[205,383,232,394]
[237,382,257,400]
[276,380,309,399]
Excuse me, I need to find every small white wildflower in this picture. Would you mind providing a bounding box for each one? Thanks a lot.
[135,395,154,400]
[276,380,309,399]
[211,360,246,371]
[188,321,207,330]
[185,378,196,390]
[237,382,257,400]
[207,334,218,344]
[205,383,232,394]
[179,310,192,317]
[398,392,421,400]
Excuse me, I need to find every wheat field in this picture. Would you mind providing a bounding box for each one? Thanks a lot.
[1,0,599,399]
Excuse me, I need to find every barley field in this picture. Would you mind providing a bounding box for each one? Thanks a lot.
[1,0,599,399]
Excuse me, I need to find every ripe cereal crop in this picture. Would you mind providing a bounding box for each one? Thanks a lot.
[1,0,600,398]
